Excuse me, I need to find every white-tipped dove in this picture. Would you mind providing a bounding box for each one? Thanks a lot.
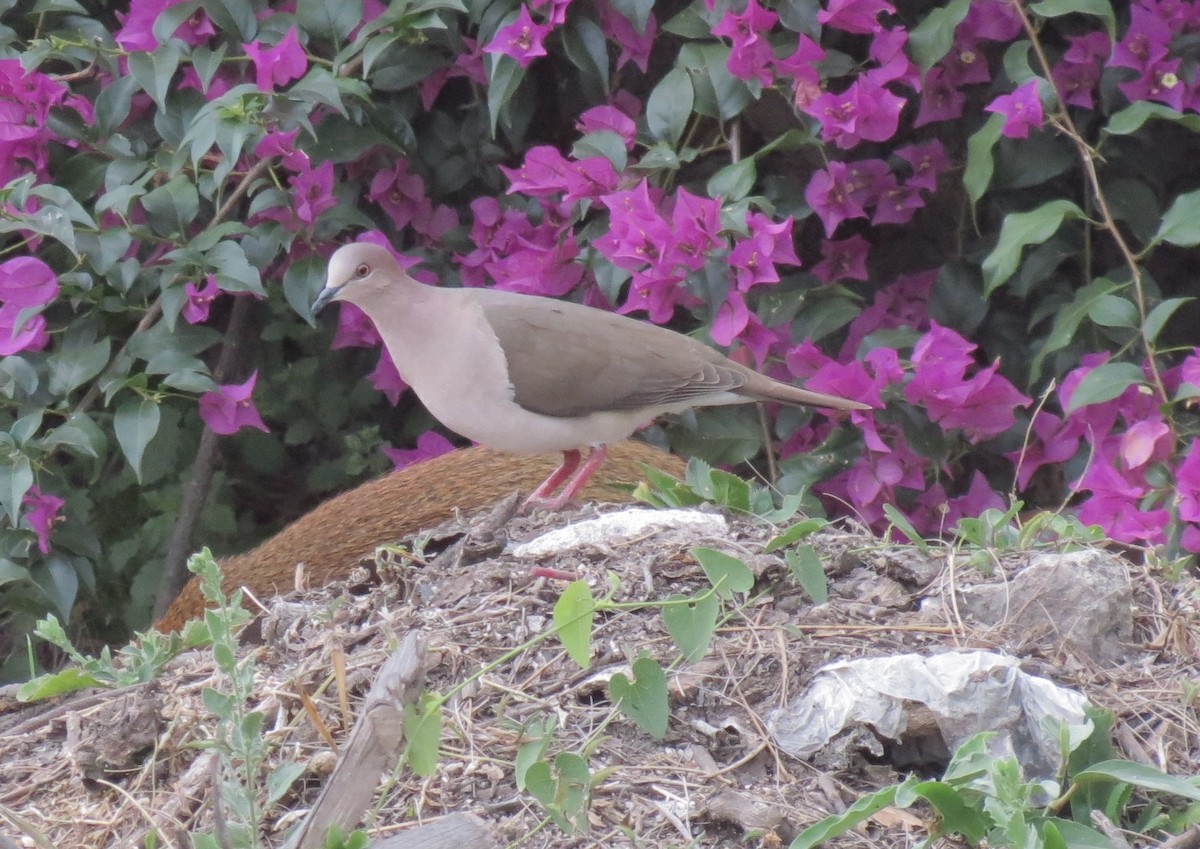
[312,242,870,509]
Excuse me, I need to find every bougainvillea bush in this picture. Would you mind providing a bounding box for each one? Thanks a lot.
[1,0,1198,670]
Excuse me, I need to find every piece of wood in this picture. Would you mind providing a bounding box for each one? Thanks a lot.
[284,632,427,849]
[370,813,495,849]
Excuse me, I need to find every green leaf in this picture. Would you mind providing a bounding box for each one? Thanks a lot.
[93,74,139,136]
[662,4,710,37]
[1154,189,1200,247]
[0,558,30,587]
[982,200,1087,295]
[1065,362,1146,413]
[1030,277,1120,382]
[572,131,628,172]
[191,44,229,93]
[37,555,79,620]
[141,175,200,238]
[31,0,88,12]
[662,592,719,661]
[403,692,443,777]
[208,240,264,295]
[298,0,363,41]
[284,257,328,323]
[1074,760,1200,801]
[114,399,162,483]
[485,54,524,137]
[964,112,1005,203]
[1028,0,1116,39]
[264,760,306,807]
[907,0,972,71]
[785,546,827,604]
[127,44,181,111]
[48,338,110,396]
[764,518,828,552]
[679,42,753,121]
[0,203,77,253]
[1143,297,1193,343]
[790,780,914,849]
[514,717,554,791]
[706,158,756,202]
[43,414,106,459]
[608,0,653,32]
[883,503,928,550]
[908,780,990,843]
[203,0,258,39]
[1087,294,1139,329]
[553,580,595,668]
[672,405,763,463]
[0,455,33,525]
[17,666,102,702]
[609,656,669,739]
[691,547,753,598]
[646,66,693,147]
[684,464,752,511]
[10,412,42,447]
[1104,102,1200,136]
[561,16,609,99]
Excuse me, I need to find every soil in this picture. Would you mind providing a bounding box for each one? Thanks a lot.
[1,498,1196,848]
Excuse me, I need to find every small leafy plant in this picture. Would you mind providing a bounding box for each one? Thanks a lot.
[790,722,1200,849]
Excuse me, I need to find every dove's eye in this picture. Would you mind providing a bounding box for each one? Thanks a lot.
[355,263,370,278]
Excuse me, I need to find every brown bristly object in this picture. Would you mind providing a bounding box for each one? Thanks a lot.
[155,440,685,631]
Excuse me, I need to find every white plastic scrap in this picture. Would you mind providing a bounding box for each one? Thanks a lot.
[770,651,1091,780]
[511,508,728,559]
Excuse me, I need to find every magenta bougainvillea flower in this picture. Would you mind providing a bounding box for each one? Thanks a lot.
[367,161,459,240]
[368,348,409,406]
[368,160,433,232]
[0,256,58,355]
[182,275,220,324]
[421,36,488,109]
[729,213,800,291]
[913,66,966,127]
[904,323,1030,442]
[383,430,456,471]
[244,27,308,92]
[484,6,552,67]
[0,60,88,186]
[199,372,270,435]
[255,127,304,165]
[1176,442,1200,537]
[331,302,382,349]
[806,77,906,149]
[576,105,637,150]
[115,0,214,51]
[1006,412,1079,491]
[775,34,825,108]
[596,0,656,72]
[985,80,1044,138]
[896,140,949,191]
[805,161,869,236]
[22,486,64,555]
[817,0,895,34]
[0,256,59,308]
[712,0,778,86]
[811,235,870,284]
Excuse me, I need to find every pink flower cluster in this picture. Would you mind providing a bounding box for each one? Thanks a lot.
[1012,353,1200,551]
[0,60,91,188]
[199,371,269,436]
[0,257,58,355]
[787,319,1027,535]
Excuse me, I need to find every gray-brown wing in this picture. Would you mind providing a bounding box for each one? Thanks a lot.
[476,293,751,418]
